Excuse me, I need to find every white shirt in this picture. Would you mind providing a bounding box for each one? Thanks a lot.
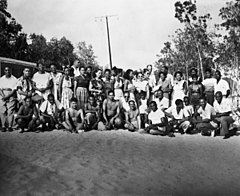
[148,109,165,124]
[72,66,80,77]
[0,75,18,90]
[184,105,194,116]
[148,73,156,88]
[166,106,189,120]
[155,97,169,110]
[133,80,148,92]
[213,98,232,114]
[202,78,216,92]
[139,99,148,114]
[120,97,130,112]
[197,103,215,119]
[40,100,63,115]
[33,72,52,89]
[214,79,230,96]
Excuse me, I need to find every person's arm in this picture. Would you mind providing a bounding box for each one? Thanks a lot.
[199,84,203,97]
[102,100,108,124]
[183,81,188,95]
[146,84,150,100]
[46,78,53,91]
[58,75,64,100]
[123,80,129,92]
[125,111,130,124]
[89,80,101,93]
[164,111,174,119]
[74,79,77,97]
[137,110,141,130]
[226,89,231,98]
[78,109,85,124]
[65,110,72,125]
[16,106,32,119]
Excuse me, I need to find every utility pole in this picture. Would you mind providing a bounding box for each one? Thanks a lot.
[95,15,117,69]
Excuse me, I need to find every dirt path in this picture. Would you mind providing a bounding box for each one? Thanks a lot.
[0,130,240,196]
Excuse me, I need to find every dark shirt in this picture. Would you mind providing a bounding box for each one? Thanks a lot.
[75,75,89,88]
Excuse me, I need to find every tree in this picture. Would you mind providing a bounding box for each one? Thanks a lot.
[28,33,48,63]
[76,41,99,69]
[174,0,215,79]
[0,0,27,59]
[218,0,240,72]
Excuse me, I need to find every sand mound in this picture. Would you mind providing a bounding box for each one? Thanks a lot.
[0,130,240,196]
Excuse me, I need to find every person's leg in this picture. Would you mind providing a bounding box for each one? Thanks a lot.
[0,112,7,131]
[149,126,166,135]
[219,116,234,136]
[62,121,74,132]
[6,99,17,131]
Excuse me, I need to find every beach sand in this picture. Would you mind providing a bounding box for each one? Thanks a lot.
[0,130,240,196]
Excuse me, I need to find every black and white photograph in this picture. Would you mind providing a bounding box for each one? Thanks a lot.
[0,0,240,195]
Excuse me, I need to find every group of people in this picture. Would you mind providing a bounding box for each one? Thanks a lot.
[0,60,235,139]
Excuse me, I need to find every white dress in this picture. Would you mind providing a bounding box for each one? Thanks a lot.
[114,79,123,100]
[61,77,73,109]
[172,80,186,104]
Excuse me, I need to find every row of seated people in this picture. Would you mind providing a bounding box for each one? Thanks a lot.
[11,88,234,139]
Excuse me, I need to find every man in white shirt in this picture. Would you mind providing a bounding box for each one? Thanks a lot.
[202,68,216,105]
[144,101,175,137]
[213,91,234,139]
[165,99,191,134]
[214,70,230,97]
[0,67,18,132]
[33,63,53,101]
[154,89,169,111]
[161,66,174,86]
[71,59,80,77]
[195,97,217,136]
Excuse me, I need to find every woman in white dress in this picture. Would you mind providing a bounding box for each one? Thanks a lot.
[113,69,124,100]
[50,64,62,101]
[172,71,187,105]
[59,68,74,109]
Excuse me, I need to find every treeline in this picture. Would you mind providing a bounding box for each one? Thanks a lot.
[155,0,240,79]
[0,0,99,69]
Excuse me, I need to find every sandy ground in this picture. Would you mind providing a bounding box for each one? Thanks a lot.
[0,130,240,196]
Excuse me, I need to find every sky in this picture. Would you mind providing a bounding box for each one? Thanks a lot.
[8,0,229,70]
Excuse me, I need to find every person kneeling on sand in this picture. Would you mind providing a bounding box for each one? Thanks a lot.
[102,90,122,130]
[165,99,191,134]
[39,94,63,131]
[124,100,141,132]
[16,97,40,133]
[194,97,218,136]
[62,98,85,133]
[213,91,234,139]
[84,95,102,131]
[144,101,175,137]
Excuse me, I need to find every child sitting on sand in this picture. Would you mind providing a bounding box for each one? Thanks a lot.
[16,97,40,133]
[62,98,85,133]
